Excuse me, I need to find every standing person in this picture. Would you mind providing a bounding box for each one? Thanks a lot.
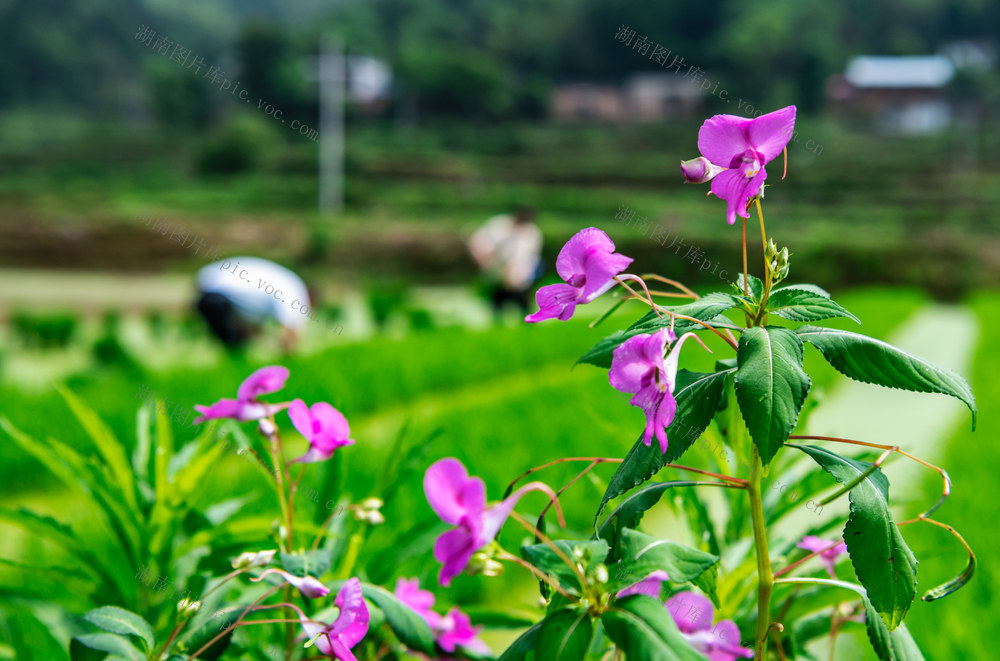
[468,206,543,317]
[195,256,311,353]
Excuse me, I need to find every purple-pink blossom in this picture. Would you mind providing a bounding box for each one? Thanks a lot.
[287,399,355,463]
[609,329,706,453]
[250,568,330,599]
[394,577,490,655]
[666,592,754,661]
[526,228,632,323]
[685,106,797,225]
[194,365,290,424]
[616,570,670,599]
[423,458,558,586]
[797,535,848,578]
[294,578,369,660]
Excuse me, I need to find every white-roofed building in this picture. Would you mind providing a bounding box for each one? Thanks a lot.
[828,55,956,134]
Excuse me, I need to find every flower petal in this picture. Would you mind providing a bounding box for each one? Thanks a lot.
[555,228,616,283]
[617,570,670,598]
[525,283,581,323]
[330,578,369,649]
[710,168,754,225]
[237,365,290,401]
[193,399,242,424]
[437,608,489,654]
[609,331,669,394]
[698,114,753,167]
[287,399,313,440]
[310,402,351,441]
[666,592,715,634]
[424,458,485,525]
[747,105,797,163]
[434,527,479,586]
[579,248,633,303]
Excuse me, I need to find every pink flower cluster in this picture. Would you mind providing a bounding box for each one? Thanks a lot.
[194,365,354,464]
[395,577,490,656]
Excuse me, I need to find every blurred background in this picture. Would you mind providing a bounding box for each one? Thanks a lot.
[1,0,997,658]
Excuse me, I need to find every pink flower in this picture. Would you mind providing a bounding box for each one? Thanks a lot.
[609,329,707,453]
[797,535,848,579]
[288,399,355,463]
[526,228,632,323]
[666,592,754,661]
[617,570,670,598]
[194,365,290,424]
[423,458,557,586]
[394,577,490,655]
[296,578,369,660]
[250,568,330,599]
[436,608,490,655]
[688,106,796,225]
[394,577,441,630]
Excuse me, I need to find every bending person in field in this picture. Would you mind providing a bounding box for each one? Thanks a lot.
[195,256,311,353]
[468,206,543,317]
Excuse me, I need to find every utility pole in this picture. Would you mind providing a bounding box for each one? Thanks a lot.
[316,35,345,214]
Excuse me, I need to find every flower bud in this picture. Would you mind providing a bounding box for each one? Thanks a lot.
[353,498,385,525]
[258,417,278,438]
[232,549,277,569]
[592,564,609,584]
[177,598,201,618]
[680,157,725,184]
[467,549,504,578]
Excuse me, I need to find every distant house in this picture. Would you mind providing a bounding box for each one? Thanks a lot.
[551,74,703,122]
[827,55,955,134]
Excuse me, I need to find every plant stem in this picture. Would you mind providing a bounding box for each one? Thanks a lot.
[748,445,774,659]
[741,218,749,296]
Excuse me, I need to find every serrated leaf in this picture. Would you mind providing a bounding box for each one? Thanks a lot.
[735,327,811,465]
[797,326,976,428]
[536,609,593,661]
[779,577,926,661]
[358,582,436,654]
[601,595,706,661]
[791,445,918,630]
[735,273,765,300]
[597,481,707,551]
[611,530,719,605]
[82,607,154,650]
[578,293,741,368]
[72,633,144,661]
[598,369,731,520]
[766,287,860,324]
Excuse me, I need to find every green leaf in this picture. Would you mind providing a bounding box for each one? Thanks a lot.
[597,369,731,520]
[536,609,594,661]
[766,287,860,324]
[735,327,811,465]
[778,578,926,661]
[82,607,155,651]
[601,595,706,661]
[280,549,333,578]
[578,293,741,368]
[791,445,918,630]
[72,633,144,661]
[521,540,609,592]
[597,481,709,551]
[175,604,241,661]
[735,273,765,301]
[359,583,437,654]
[497,622,543,661]
[797,326,976,429]
[611,529,719,604]
[57,386,139,512]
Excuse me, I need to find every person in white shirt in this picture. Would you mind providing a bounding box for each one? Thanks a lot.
[195,256,311,352]
[468,206,543,316]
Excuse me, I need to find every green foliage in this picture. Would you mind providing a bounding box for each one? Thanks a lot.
[195,114,283,176]
[765,285,860,324]
[792,444,918,630]
[600,596,706,661]
[611,530,719,604]
[797,326,977,428]
[356,583,437,655]
[597,369,731,520]
[9,310,78,348]
[734,326,811,466]
[535,609,594,661]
